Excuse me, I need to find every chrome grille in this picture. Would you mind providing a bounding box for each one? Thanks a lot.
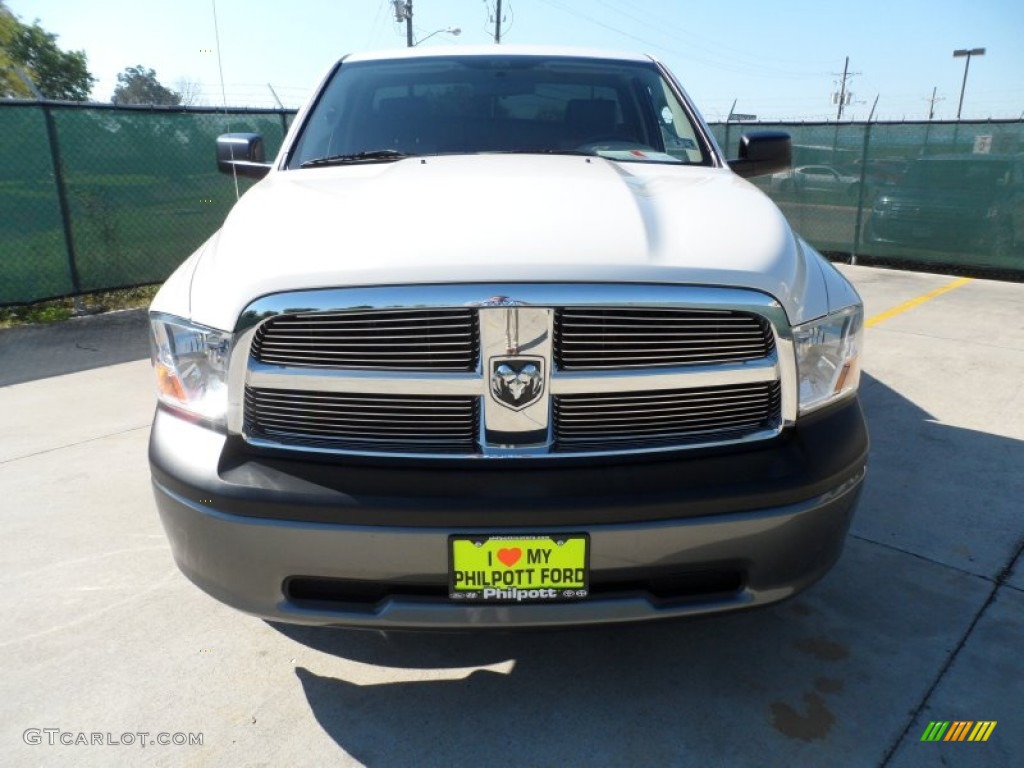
[555,307,773,369]
[251,308,478,371]
[554,382,781,450]
[232,285,794,459]
[245,388,478,453]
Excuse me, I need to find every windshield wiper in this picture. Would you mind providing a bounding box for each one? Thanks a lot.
[300,150,413,168]
[484,149,597,157]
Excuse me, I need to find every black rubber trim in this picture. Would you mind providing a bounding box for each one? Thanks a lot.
[149,397,868,528]
[283,565,745,611]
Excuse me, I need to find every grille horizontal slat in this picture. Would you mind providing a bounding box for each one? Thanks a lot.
[557,406,772,425]
[559,420,768,437]
[561,392,770,408]
[559,411,769,429]
[259,349,474,358]
[252,308,478,371]
[555,382,781,449]
[245,388,478,453]
[563,331,768,339]
[556,307,773,370]
[253,414,473,429]
[253,402,474,416]
[562,350,769,366]
[560,420,767,437]
[886,203,959,222]
[260,337,473,346]
[269,308,472,321]
[562,345,767,354]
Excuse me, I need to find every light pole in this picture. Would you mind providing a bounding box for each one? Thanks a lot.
[953,47,985,120]
[414,27,461,46]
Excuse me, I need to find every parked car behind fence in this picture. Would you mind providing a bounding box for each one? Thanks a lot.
[866,154,1024,258]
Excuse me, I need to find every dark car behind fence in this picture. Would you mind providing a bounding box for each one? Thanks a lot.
[715,119,1024,276]
[2,101,1023,306]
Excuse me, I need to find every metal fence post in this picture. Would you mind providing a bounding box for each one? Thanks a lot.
[850,121,873,265]
[40,102,83,296]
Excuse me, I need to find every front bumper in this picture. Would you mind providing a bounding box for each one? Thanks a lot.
[149,399,868,629]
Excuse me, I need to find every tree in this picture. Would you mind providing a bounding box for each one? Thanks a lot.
[0,3,96,100]
[175,77,202,107]
[111,65,181,106]
[0,5,22,96]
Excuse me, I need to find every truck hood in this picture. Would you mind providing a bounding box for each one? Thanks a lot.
[182,154,828,329]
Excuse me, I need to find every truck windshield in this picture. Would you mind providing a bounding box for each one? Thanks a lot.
[288,55,711,169]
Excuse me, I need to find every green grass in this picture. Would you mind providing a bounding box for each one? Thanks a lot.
[0,284,160,329]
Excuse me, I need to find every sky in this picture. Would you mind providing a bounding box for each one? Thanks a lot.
[9,0,1024,121]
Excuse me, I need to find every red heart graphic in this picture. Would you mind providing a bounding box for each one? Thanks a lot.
[497,548,522,567]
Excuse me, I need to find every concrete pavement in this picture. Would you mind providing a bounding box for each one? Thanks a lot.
[0,265,1020,767]
[0,308,149,387]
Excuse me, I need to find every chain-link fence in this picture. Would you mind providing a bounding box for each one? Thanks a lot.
[713,120,1024,277]
[1,102,294,305]
[2,104,1023,307]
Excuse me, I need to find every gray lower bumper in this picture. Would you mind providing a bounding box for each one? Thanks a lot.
[152,469,864,629]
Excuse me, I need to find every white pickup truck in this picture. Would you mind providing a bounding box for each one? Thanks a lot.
[148,46,867,628]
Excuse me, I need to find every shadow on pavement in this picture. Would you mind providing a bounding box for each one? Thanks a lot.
[0,309,149,386]
[264,373,1022,766]
[854,372,1024,574]
[281,615,801,767]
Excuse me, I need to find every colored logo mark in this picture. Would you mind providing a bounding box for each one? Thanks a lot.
[920,721,997,742]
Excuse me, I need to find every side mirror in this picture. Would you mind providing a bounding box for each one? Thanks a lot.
[728,131,792,179]
[216,133,272,179]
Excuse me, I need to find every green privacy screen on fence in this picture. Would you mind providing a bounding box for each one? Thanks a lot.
[712,120,1024,274]
[2,105,67,304]
[1,102,292,305]
[2,101,1022,306]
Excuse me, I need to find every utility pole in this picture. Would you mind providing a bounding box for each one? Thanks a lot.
[832,56,859,121]
[394,0,413,47]
[266,83,285,109]
[494,0,503,43]
[836,57,848,120]
[867,94,879,123]
[924,87,944,120]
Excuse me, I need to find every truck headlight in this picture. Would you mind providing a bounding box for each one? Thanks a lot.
[793,305,863,415]
[150,313,231,423]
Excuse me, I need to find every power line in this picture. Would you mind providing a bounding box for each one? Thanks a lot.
[538,0,825,80]
[210,0,238,200]
[591,0,831,75]
[367,0,390,47]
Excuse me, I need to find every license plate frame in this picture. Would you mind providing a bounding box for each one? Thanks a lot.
[448,534,590,602]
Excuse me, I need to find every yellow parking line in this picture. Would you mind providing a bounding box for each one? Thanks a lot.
[865,277,973,328]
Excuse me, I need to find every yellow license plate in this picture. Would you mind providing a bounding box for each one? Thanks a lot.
[449,534,589,602]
